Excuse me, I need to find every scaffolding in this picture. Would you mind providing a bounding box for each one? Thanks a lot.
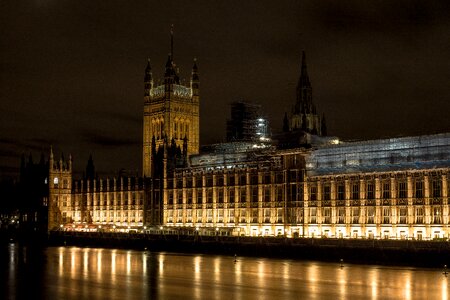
[226,101,270,144]
[307,133,450,176]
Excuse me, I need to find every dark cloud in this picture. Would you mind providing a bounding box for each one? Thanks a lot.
[82,130,140,148]
[1,0,449,177]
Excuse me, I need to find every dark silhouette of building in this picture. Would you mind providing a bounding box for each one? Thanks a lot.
[284,51,326,136]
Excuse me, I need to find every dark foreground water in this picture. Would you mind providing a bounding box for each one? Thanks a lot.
[2,243,448,300]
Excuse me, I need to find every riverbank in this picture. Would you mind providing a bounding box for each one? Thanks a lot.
[46,231,450,268]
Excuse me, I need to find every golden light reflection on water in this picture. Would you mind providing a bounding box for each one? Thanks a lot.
[338,265,348,298]
[282,262,290,280]
[83,248,88,274]
[442,277,448,300]
[307,263,318,298]
[5,245,450,300]
[369,268,379,299]
[404,272,412,300]
[142,252,147,276]
[58,247,63,276]
[126,251,131,275]
[159,252,164,275]
[234,256,242,286]
[194,255,201,281]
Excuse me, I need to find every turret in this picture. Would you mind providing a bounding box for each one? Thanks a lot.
[144,59,153,97]
[191,58,199,98]
[48,147,73,231]
[86,154,95,180]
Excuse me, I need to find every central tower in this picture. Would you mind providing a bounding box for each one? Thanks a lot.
[143,28,200,177]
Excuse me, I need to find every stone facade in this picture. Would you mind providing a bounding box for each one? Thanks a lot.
[47,47,450,240]
[142,53,200,177]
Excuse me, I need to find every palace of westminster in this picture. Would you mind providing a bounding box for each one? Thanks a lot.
[45,35,450,241]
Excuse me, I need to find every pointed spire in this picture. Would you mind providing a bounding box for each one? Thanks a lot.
[296,51,313,115]
[299,51,311,88]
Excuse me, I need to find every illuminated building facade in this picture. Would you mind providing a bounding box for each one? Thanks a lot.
[47,46,450,240]
[163,134,449,239]
[142,29,200,177]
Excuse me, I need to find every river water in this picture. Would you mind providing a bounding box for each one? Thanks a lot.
[2,243,448,299]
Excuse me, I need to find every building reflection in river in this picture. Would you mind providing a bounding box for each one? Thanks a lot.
[2,244,449,300]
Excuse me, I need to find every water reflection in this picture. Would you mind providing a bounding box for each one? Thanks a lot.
[442,277,448,300]
[2,244,449,300]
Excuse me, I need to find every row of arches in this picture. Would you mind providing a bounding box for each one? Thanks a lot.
[151,118,164,140]
[174,119,190,140]
[150,118,190,140]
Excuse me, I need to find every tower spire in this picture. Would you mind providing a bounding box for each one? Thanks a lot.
[299,51,310,88]
[296,50,313,114]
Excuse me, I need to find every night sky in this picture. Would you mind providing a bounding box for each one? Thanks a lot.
[1,1,450,178]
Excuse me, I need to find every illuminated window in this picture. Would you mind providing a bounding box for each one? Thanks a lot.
[352,207,360,224]
[398,182,407,198]
[264,187,271,202]
[399,207,407,224]
[251,209,257,223]
[309,207,317,224]
[323,185,331,200]
[187,191,192,204]
[173,191,180,205]
[338,208,345,224]
[415,181,423,198]
[432,179,442,198]
[251,187,258,202]
[168,191,173,205]
[323,208,331,224]
[53,177,59,186]
[197,189,202,204]
[382,182,391,199]
[276,187,283,202]
[228,189,235,203]
[337,184,345,200]
[433,207,441,224]
[218,189,224,203]
[366,182,374,199]
[382,207,390,224]
[367,207,375,224]
[351,183,359,200]
[240,188,246,203]
[206,189,213,204]
[309,185,317,201]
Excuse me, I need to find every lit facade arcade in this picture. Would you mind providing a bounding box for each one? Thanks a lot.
[163,133,450,240]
